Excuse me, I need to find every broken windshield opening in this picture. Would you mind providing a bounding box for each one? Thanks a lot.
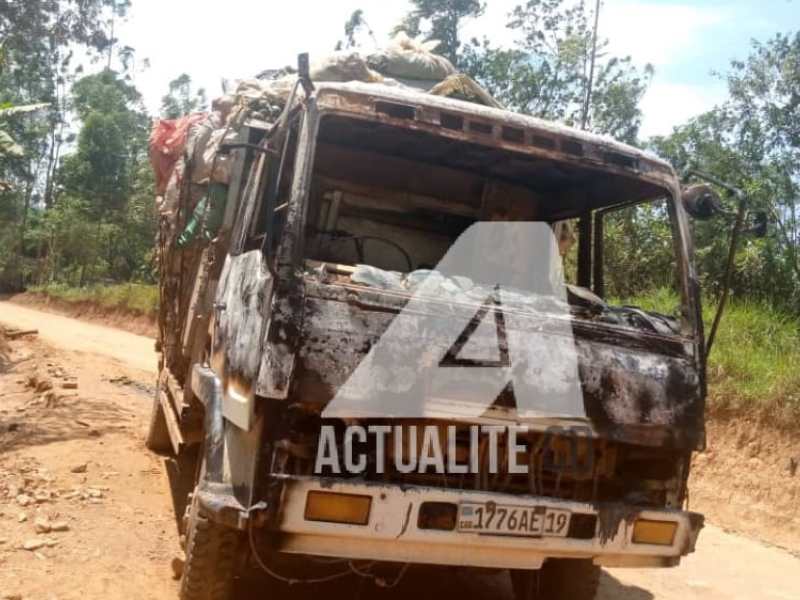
[301,113,688,335]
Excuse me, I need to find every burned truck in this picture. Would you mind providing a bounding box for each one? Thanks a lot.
[146,46,753,600]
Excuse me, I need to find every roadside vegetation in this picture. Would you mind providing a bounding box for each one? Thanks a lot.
[28,282,158,317]
[633,288,800,425]
[710,301,800,423]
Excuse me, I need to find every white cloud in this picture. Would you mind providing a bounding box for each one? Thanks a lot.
[460,0,731,137]
[461,0,517,44]
[462,0,730,68]
[601,1,730,69]
[638,80,727,138]
[597,2,735,137]
[426,0,733,140]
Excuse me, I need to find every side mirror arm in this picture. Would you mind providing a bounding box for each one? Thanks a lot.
[683,170,747,357]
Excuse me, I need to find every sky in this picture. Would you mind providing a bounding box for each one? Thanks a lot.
[116,0,800,139]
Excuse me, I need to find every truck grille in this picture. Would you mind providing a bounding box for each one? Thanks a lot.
[272,418,681,506]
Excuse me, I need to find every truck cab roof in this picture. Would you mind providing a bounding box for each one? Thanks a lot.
[309,80,677,193]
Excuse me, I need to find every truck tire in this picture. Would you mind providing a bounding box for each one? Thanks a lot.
[510,559,600,600]
[179,491,245,600]
[145,389,172,454]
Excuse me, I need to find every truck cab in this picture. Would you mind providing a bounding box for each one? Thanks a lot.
[149,78,707,600]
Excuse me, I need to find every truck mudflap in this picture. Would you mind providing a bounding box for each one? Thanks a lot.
[271,475,703,570]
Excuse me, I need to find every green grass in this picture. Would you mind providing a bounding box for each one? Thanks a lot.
[705,299,800,422]
[30,283,159,317]
[624,288,800,424]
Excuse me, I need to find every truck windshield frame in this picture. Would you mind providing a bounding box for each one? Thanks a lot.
[272,93,699,342]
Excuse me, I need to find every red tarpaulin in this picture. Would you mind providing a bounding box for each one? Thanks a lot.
[149,112,208,196]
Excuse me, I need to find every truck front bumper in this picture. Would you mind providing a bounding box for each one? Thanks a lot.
[266,475,703,570]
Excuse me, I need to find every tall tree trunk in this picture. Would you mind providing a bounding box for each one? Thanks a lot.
[581,0,602,131]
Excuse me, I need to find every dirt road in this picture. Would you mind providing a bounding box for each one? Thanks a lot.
[2,302,799,600]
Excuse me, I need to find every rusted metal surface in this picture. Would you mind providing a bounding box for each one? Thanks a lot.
[311,82,677,185]
[254,106,318,401]
[240,85,702,434]
[212,250,271,384]
[142,74,719,577]
[302,83,701,344]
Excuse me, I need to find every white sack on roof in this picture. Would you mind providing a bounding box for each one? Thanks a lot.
[309,51,380,83]
[367,32,456,82]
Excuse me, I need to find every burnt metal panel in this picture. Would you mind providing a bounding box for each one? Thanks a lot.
[288,279,703,450]
[211,250,274,411]
[255,104,320,400]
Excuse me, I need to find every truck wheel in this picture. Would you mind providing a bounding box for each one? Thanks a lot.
[510,559,600,600]
[179,491,245,600]
[145,388,172,454]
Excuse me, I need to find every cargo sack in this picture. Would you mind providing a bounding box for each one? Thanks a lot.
[309,52,378,82]
[157,161,184,223]
[149,112,208,196]
[428,74,504,109]
[223,77,295,128]
[191,126,237,185]
[186,113,222,181]
[367,32,455,82]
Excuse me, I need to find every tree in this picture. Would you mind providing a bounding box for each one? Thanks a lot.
[59,69,148,218]
[0,103,49,172]
[723,31,800,290]
[49,69,150,285]
[336,10,379,51]
[396,0,485,67]
[651,33,800,310]
[0,1,130,50]
[160,73,207,120]
[0,0,132,193]
[461,0,652,143]
[0,0,132,290]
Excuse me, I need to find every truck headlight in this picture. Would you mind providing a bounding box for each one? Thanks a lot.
[632,519,677,546]
[304,491,372,525]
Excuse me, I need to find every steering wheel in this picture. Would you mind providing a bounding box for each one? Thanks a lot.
[320,234,414,272]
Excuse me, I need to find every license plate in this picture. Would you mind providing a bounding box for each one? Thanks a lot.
[457,502,571,538]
